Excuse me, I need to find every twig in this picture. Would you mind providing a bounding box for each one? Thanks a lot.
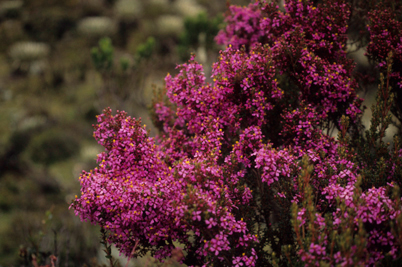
[100,227,116,267]
[124,239,140,267]
[50,255,57,267]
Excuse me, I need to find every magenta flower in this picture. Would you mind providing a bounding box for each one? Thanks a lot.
[71,0,402,265]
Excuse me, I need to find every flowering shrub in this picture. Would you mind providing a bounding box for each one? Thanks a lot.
[71,0,402,266]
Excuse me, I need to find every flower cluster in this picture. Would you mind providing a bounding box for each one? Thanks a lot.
[367,5,402,87]
[72,0,402,266]
[71,109,187,258]
[366,2,402,131]
[295,180,401,265]
[217,0,363,127]
[71,109,260,265]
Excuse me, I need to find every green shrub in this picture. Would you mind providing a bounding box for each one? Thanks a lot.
[27,128,79,166]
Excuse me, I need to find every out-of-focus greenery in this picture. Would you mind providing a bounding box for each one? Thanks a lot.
[26,127,80,166]
[135,36,156,62]
[91,37,114,72]
[0,0,232,266]
[177,12,223,61]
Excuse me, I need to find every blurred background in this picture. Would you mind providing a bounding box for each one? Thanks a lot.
[0,0,250,266]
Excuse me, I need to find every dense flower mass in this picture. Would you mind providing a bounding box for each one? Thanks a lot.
[71,0,402,266]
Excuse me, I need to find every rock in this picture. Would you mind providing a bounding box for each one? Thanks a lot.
[173,0,206,17]
[18,116,47,132]
[144,0,169,18]
[114,0,142,21]
[9,42,50,61]
[77,17,117,38]
[29,60,48,75]
[0,0,23,18]
[156,15,184,37]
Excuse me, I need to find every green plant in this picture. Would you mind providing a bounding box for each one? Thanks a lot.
[177,12,222,61]
[27,128,79,166]
[91,37,114,72]
[135,37,156,63]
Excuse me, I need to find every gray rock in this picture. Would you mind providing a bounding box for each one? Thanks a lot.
[77,17,118,37]
[9,42,50,61]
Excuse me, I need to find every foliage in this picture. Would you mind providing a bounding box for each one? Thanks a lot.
[72,0,402,266]
[91,37,114,72]
[90,36,156,113]
[27,127,79,166]
[177,12,223,61]
[135,37,156,63]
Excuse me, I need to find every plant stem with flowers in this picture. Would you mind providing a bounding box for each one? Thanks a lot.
[71,0,402,266]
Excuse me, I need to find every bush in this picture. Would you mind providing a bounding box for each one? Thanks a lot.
[28,128,79,166]
[177,12,223,61]
[71,0,402,266]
